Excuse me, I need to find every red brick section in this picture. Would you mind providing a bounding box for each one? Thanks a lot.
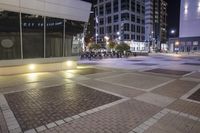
[41,100,161,133]
[4,84,121,131]
[167,99,200,117]
[68,68,108,75]
[152,80,198,98]
[188,88,200,102]
[145,68,191,76]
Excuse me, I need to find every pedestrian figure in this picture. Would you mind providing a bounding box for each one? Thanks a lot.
[187,47,190,55]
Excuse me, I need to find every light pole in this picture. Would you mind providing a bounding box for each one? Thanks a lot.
[104,36,109,44]
[95,33,98,44]
[104,36,110,51]
[120,22,124,42]
[175,41,179,54]
[149,31,154,51]
[117,31,120,44]
[95,16,99,44]
[170,29,176,52]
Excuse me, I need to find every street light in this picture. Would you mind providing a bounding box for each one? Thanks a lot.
[104,36,110,49]
[170,29,177,53]
[170,29,176,38]
[171,30,175,34]
[104,36,109,41]
[175,41,179,54]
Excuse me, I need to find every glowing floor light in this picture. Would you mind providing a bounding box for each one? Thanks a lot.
[29,64,36,71]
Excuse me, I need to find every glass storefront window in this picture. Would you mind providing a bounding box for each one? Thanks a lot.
[46,17,64,57]
[22,13,44,58]
[0,10,85,61]
[0,11,21,60]
[65,20,84,56]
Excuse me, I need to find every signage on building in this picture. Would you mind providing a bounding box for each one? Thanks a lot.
[1,39,14,48]
[193,41,198,45]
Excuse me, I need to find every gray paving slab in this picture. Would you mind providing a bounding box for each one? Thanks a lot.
[97,73,173,91]
[135,93,176,107]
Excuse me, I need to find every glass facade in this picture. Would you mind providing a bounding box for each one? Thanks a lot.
[22,13,44,58]
[0,11,21,60]
[0,10,85,60]
[46,17,63,57]
[65,20,84,56]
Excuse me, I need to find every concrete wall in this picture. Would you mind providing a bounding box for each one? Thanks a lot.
[0,0,91,22]
[180,0,200,38]
[0,57,77,75]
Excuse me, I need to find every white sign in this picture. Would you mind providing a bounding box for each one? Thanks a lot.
[193,41,198,46]
[1,39,14,48]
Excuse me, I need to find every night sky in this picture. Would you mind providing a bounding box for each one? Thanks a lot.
[165,0,180,37]
[82,0,181,37]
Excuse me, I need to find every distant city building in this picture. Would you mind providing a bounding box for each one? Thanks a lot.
[145,0,167,50]
[169,0,200,52]
[94,0,145,48]
[84,1,96,50]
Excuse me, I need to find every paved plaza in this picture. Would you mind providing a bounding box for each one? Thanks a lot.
[0,53,200,133]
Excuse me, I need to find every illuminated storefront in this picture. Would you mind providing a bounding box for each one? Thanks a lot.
[0,0,91,75]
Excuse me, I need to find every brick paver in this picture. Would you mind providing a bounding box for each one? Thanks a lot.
[145,68,191,76]
[135,93,175,107]
[152,80,198,98]
[167,99,200,117]
[185,72,200,79]
[41,99,161,133]
[144,113,200,133]
[182,63,200,66]
[132,63,158,66]
[97,73,173,90]
[67,68,108,75]
[4,84,121,131]
[0,54,200,133]
[78,79,144,98]
[188,88,200,102]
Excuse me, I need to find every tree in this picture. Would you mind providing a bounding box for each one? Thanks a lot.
[88,43,101,51]
[108,41,116,50]
[115,45,124,52]
[115,42,130,52]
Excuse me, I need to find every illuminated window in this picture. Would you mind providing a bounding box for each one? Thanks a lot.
[184,4,188,15]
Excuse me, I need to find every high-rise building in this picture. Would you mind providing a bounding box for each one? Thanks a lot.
[145,0,167,50]
[94,0,145,44]
[169,0,200,52]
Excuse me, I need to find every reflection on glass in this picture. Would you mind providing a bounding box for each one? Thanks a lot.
[0,11,21,60]
[22,13,44,58]
[46,17,64,57]
[65,20,84,56]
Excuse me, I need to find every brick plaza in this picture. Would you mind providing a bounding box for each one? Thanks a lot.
[0,53,200,133]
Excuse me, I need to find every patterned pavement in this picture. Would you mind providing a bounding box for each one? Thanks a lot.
[5,84,121,131]
[189,89,200,102]
[145,68,191,76]
[0,54,200,133]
